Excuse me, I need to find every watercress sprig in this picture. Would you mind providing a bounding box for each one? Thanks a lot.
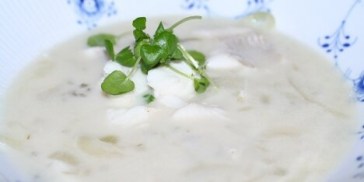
[87,16,211,96]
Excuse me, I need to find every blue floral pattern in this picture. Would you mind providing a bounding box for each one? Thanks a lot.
[67,0,117,29]
[353,73,364,102]
[181,0,270,18]
[182,0,210,12]
[318,0,360,60]
[356,155,364,168]
[318,22,357,60]
[318,0,363,102]
[358,125,364,141]
[356,122,364,179]
[355,149,364,179]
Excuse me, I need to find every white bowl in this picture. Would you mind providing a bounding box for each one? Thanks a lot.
[0,0,363,181]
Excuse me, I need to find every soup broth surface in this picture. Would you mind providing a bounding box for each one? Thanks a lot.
[0,18,358,182]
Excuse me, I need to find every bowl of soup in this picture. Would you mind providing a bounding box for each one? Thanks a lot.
[1,0,364,182]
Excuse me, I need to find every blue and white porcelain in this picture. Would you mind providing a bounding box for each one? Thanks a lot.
[0,0,363,181]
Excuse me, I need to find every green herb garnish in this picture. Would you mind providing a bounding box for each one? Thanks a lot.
[115,46,137,67]
[143,93,155,104]
[188,50,206,67]
[194,76,210,93]
[88,16,212,97]
[101,71,134,95]
[104,40,115,59]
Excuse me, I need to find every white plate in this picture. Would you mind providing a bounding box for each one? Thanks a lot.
[0,0,363,181]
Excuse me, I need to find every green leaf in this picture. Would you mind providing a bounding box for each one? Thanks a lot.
[104,40,115,60]
[140,44,163,69]
[140,62,149,74]
[87,33,117,47]
[134,39,149,58]
[101,71,135,95]
[143,93,155,104]
[188,50,206,67]
[171,49,183,60]
[133,17,146,30]
[154,22,165,38]
[115,47,136,67]
[133,29,149,41]
[193,76,210,93]
[154,31,178,61]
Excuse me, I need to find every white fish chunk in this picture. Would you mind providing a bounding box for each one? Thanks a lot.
[107,106,155,127]
[156,95,187,109]
[172,103,227,121]
[222,32,282,67]
[103,60,129,75]
[147,62,195,100]
[103,61,148,94]
[82,47,105,59]
[102,61,149,107]
[106,92,138,108]
[207,54,243,71]
[131,69,149,95]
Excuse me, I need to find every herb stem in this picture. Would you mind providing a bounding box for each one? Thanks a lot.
[168,16,202,30]
[165,64,194,80]
[127,57,142,78]
[177,44,217,88]
[177,44,199,68]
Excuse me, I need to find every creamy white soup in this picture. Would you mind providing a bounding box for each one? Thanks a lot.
[0,16,359,182]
